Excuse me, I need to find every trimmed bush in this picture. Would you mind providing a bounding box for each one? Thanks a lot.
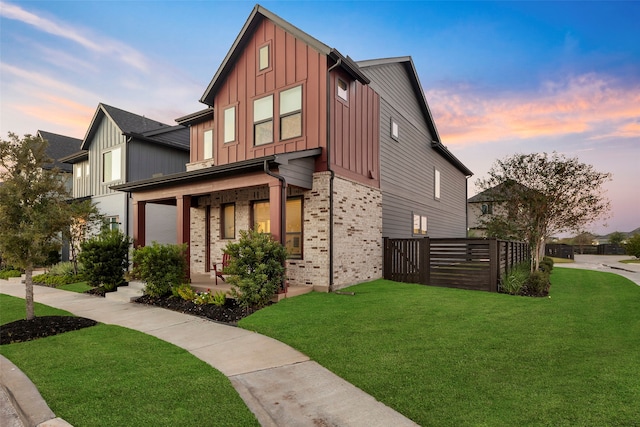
[79,229,131,291]
[130,242,188,297]
[0,269,22,280]
[523,270,550,296]
[224,229,287,308]
[540,256,554,274]
[32,273,78,287]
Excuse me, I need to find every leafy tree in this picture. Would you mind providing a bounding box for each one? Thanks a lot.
[79,228,131,291]
[625,234,640,259]
[64,200,104,275]
[0,133,72,320]
[573,231,596,254]
[608,231,626,246]
[477,152,611,272]
[224,229,287,308]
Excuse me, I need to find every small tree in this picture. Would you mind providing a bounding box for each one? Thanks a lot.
[625,234,640,259]
[477,152,611,272]
[608,231,626,246]
[130,242,188,297]
[0,133,72,320]
[65,199,104,275]
[79,228,131,291]
[224,230,287,308]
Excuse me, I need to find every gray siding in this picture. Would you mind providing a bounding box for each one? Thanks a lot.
[363,63,468,238]
[127,140,189,181]
[73,160,91,198]
[87,117,127,197]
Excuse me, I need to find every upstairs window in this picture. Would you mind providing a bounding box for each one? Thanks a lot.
[103,147,121,182]
[280,85,302,140]
[337,78,348,101]
[203,129,213,160]
[259,44,270,71]
[75,164,82,178]
[224,106,235,143]
[391,119,399,141]
[254,95,274,146]
[85,163,89,176]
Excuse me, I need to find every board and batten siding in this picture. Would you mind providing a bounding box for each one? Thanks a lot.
[127,141,188,182]
[208,19,327,167]
[87,117,127,197]
[73,160,91,198]
[362,62,468,238]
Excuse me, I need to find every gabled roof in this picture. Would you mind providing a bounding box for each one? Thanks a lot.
[199,4,369,106]
[81,103,171,150]
[176,108,214,127]
[357,57,473,177]
[124,125,190,151]
[37,130,83,173]
[468,182,528,203]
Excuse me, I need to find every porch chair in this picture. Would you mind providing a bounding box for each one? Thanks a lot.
[213,253,231,285]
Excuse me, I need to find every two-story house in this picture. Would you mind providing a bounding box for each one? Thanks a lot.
[37,130,83,195]
[113,5,472,291]
[61,103,190,243]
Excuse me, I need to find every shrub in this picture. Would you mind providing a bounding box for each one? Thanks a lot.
[130,242,188,297]
[173,283,196,301]
[523,270,550,296]
[49,261,78,277]
[79,229,131,291]
[540,256,554,274]
[0,269,22,280]
[500,263,529,295]
[625,233,640,259]
[194,289,227,306]
[225,229,287,309]
[32,273,78,287]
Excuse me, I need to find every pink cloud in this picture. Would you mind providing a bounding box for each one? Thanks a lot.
[427,73,640,146]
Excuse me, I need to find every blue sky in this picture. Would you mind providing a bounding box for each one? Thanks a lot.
[1,1,638,235]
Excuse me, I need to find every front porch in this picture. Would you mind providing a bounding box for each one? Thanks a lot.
[189,273,314,302]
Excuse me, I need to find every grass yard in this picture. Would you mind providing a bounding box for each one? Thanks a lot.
[57,281,93,293]
[240,268,640,426]
[0,294,258,427]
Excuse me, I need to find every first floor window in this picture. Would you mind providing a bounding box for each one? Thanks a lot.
[286,198,302,259]
[252,199,303,259]
[103,147,121,182]
[280,85,302,140]
[254,95,273,146]
[221,203,235,239]
[106,216,120,231]
[413,213,427,235]
[204,129,213,160]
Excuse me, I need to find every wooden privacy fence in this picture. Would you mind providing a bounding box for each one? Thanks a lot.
[383,238,529,292]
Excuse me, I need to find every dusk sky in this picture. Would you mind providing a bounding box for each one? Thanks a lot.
[1,1,638,235]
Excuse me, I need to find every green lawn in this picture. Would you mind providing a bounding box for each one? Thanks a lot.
[239,269,640,426]
[57,281,93,293]
[0,294,258,427]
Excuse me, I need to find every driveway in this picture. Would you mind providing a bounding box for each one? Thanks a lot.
[556,254,640,286]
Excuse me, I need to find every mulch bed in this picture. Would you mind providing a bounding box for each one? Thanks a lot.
[134,295,258,325]
[0,316,98,345]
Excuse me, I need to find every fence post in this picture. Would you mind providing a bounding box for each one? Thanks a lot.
[489,238,498,292]
[420,237,430,285]
[383,237,389,280]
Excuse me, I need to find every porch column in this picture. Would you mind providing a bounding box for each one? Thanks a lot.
[176,195,191,278]
[269,181,286,245]
[133,200,146,248]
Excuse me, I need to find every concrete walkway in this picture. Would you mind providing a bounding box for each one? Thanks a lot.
[555,254,640,286]
[0,278,418,427]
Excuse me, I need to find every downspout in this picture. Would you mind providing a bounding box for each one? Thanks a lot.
[124,137,131,267]
[264,160,287,293]
[326,58,342,292]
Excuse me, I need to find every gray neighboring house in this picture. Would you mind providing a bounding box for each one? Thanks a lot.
[357,57,473,238]
[60,103,190,243]
[37,130,83,195]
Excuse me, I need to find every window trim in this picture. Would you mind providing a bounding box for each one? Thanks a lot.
[285,197,303,259]
[102,146,121,183]
[391,118,399,141]
[279,85,302,141]
[221,203,235,239]
[223,106,236,144]
[203,129,213,160]
[253,95,274,146]
[258,42,271,73]
[412,213,428,236]
[434,168,441,200]
[105,216,120,231]
[337,78,348,102]
[251,200,271,234]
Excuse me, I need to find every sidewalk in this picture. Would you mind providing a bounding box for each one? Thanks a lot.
[0,278,418,427]
[555,254,640,286]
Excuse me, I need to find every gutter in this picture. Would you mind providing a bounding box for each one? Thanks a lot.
[326,58,342,292]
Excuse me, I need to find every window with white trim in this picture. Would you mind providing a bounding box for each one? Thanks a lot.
[203,129,213,160]
[391,119,399,141]
[103,147,121,182]
[223,106,235,143]
[75,164,82,178]
[413,213,427,235]
[434,169,441,200]
[280,85,302,140]
[337,78,348,101]
[254,95,274,146]
[105,216,120,231]
[259,44,270,71]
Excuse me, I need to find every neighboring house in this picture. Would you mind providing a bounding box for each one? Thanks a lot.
[113,5,472,291]
[467,182,524,237]
[60,103,190,243]
[37,130,83,195]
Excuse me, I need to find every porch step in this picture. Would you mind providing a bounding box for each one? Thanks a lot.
[105,281,145,303]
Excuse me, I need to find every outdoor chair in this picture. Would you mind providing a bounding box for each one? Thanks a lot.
[213,253,231,285]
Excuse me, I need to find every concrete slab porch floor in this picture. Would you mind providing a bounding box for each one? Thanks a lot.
[189,272,315,301]
[0,278,418,427]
